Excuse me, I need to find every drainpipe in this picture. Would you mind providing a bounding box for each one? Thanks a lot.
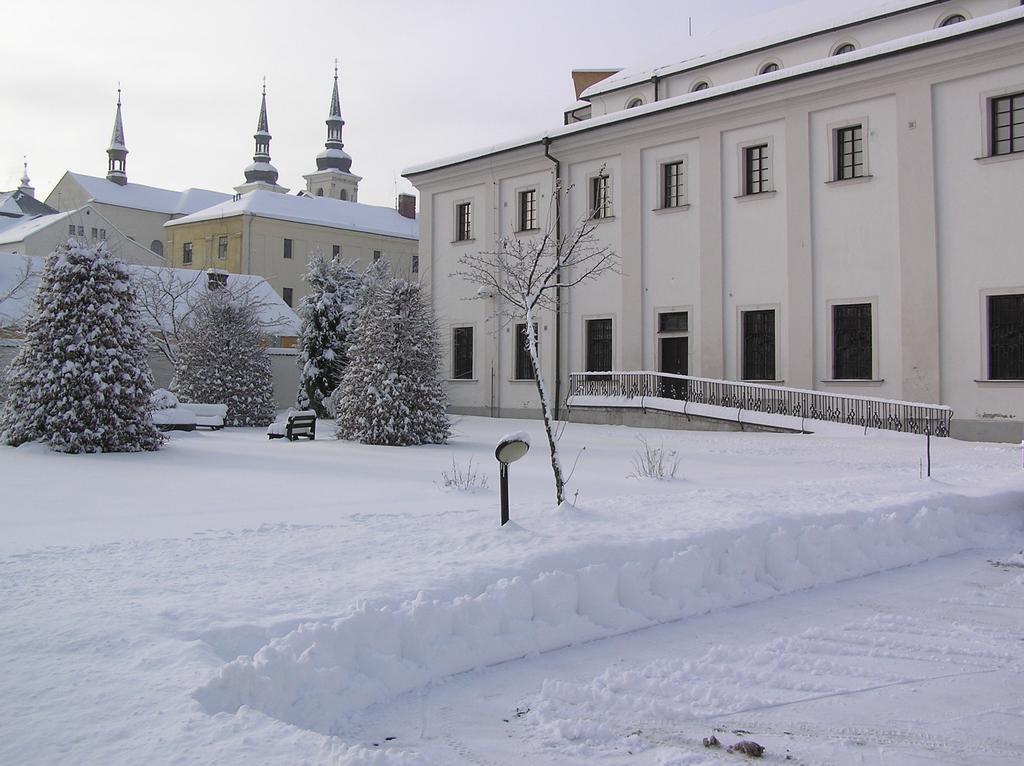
[542,137,563,422]
[652,74,661,102]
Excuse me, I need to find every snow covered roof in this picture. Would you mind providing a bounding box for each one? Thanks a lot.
[580,0,945,99]
[166,190,419,241]
[0,190,57,221]
[0,210,74,244]
[64,172,231,216]
[0,253,299,336]
[404,7,1024,177]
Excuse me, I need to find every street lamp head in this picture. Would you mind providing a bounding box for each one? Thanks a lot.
[495,431,530,465]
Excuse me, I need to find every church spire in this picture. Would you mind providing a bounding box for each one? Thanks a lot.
[18,157,35,198]
[236,78,288,195]
[316,60,352,173]
[106,86,128,186]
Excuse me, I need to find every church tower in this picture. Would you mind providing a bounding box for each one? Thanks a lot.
[235,80,289,195]
[303,62,361,201]
[18,158,35,198]
[106,88,129,186]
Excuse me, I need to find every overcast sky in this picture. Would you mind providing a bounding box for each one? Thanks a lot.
[4,0,810,209]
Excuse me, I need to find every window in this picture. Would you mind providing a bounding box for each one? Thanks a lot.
[657,311,689,386]
[283,238,293,259]
[339,190,349,201]
[832,303,872,379]
[586,318,613,372]
[743,144,770,195]
[217,235,228,260]
[207,272,228,290]
[990,92,1024,156]
[514,323,537,380]
[662,160,687,208]
[100,229,106,240]
[77,226,84,236]
[452,326,474,379]
[182,242,193,265]
[759,62,780,75]
[455,202,473,241]
[626,97,644,109]
[411,254,419,274]
[940,13,966,27]
[691,81,710,92]
[91,227,98,238]
[518,189,538,231]
[282,287,293,307]
[316,189,324,196]
[373,250,382,263]
[332,244,341,258]
[833,42,856,55]
[742,309,776,380]
[149,239,162,256]
[988,294,1024,379]
[658,311,688,333]
[835,124,865,180]
[590,174,611,219]
[68,224,75,236]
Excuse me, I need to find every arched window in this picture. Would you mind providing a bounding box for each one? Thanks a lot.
[940,13,966,27]
[691,81,710,92]
[316,188,323,196]
[759,62,780,75]
[833,42,856,55]
[339,190,349,201]
[626,97,644,109]
[150,240,164,257]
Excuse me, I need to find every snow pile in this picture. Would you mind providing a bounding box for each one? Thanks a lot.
[194,498,1022,733]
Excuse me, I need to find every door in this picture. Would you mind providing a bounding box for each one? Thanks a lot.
[659,336,688,399]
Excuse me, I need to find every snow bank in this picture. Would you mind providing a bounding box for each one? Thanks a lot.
[193,495,1023,733]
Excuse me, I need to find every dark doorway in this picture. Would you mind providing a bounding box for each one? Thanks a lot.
[659,336,688,398]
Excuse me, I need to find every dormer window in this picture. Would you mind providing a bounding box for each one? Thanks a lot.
[691,81,710,92]
[940,13,966,27]
[759,62,780,75]
[833,42,856,55]
[626,97,644,109]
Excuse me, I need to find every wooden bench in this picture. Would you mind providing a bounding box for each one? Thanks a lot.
[267,411,317,441]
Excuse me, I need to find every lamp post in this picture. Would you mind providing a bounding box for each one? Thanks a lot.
[495,433,530,526]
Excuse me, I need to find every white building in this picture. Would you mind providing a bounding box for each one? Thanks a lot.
[405,0,1024,442]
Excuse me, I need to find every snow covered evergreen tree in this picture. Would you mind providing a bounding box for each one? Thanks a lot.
[295,250,362,418]
[172,288,276,427]
[335,268,448,445]
[0,240,162,453]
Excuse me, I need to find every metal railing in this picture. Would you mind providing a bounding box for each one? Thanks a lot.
[567,371,953,437]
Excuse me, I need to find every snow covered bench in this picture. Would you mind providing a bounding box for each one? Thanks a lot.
[267,410,317,441]
[150,389,226,431]
[178,402,227,430]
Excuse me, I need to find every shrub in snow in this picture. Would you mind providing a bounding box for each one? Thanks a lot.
[439,456,488,491]
[295,251,362,418]
[150,388,179,410]
[628,435,680,480]
[334,267,448,445]
[172,289,275,427]
[0,240,162,453]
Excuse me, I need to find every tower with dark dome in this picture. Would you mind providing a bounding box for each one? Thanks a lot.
[235,80,289,195]
[303,63,361,201]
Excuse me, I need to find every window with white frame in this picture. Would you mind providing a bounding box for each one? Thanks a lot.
[835,124,865,180]
[743,144,771,195]
[990,92,1024,157]
[217,235,228,260]
[662,159,688,208]
[741,309,776,380]
[518,188,538,231]
[832,302,873,379]
[590,174,611,219]
[586,318,613,372]
[455,202,473,241]
[987,293,1024,380]
[452,326,474,379]
[833,42,856,55]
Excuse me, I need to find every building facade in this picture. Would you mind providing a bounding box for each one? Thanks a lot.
[406,0,1024,442]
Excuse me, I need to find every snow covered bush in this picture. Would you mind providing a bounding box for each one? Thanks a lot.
[150,388,179,411]
[172,289,276,427]
[295,250,362,418]
[334,267,449,445]
[439,456,488,491]
[628,435,680,480]
[0,240,162,453]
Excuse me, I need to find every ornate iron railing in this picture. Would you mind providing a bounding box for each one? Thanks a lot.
[567,371,952,437]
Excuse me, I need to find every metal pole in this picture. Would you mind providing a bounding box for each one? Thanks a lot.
[500,463,509,526]
[926,429,932,478]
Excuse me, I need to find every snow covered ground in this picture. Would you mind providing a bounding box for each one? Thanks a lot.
[1,416,1022,764]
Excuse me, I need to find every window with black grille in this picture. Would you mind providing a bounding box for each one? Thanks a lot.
[514,323,537,380]
[744,144,770,195]
[991,92,1024,156]
[452,326,474,379]
[590,175,611,219]
[455,202,473,241]
[832,303,872,379]
[988,294,1024,380]
[518,189,537,231]
[662,161,687,208]
[742,309,776,380]
[586,318,613,372]
[835,125,864,180]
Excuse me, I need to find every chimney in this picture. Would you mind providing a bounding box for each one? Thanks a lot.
[397,193,416,219]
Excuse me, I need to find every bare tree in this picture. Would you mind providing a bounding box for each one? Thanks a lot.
[454,186,617,505]
[0,258,36,333]
[132,267,293,365]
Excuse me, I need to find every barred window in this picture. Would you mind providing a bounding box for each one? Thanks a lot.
[411,255,419,274]
[586,318,613,372]
[988,294,1024,380]
[514,323,537,380]
[744,144,770,195]
[182,242,193,265]
[836,125,864,180]
[518,189,537,231]
[662,160,687,208]
[833,303,872,379]
[452,326,474,379]
[991,92,1024,156]
[590,175,611,219]
[455,202,473,241]
[742,309,776,381]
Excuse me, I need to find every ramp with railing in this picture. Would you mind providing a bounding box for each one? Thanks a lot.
[567,371,952,436]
